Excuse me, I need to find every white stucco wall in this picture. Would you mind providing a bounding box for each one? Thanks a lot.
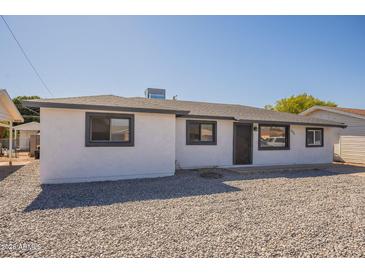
[252,125,336,165]
[41,110,338,184]
[175,118,234,168]
[40,108,176,184]
[176,118,336,168]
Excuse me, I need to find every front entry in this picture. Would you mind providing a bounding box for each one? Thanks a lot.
[233,123,252,165]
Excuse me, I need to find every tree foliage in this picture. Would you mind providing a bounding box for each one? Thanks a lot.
[12,95,41,124]
[270,93,337,114]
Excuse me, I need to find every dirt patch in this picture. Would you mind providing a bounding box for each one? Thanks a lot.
[199,169,224,179]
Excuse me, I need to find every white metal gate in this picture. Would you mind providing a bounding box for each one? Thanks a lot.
[339,136,365,164]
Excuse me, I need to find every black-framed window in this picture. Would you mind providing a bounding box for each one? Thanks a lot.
[258,124,290,150]
[85,112,134,147]
[186,120,217,145]
[306,128,324,147]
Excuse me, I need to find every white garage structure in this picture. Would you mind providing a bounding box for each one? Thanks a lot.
[301,106,365,164]
[338,136,365,164]
[13,121,40,151]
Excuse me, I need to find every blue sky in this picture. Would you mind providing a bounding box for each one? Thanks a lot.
[1,16,365,108]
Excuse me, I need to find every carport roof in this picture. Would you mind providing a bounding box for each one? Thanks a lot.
[0,89,24,123]
[24,94,346,128]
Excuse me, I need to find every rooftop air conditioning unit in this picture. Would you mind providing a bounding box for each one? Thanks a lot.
[145,88,166,99]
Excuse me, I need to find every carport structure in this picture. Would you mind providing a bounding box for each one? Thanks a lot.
[0,89,24,165]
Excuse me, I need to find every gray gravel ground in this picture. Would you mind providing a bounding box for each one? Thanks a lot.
[1,160,365,257]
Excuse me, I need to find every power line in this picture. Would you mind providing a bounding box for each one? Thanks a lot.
[1,16,54,97]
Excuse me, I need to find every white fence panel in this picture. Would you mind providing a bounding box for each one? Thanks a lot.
[340,136,365,164]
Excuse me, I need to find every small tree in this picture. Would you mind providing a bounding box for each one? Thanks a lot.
[270,93,337,114]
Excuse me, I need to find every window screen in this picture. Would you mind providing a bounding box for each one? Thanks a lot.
[306,128,323,147]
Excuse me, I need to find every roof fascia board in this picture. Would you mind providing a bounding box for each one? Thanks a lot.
[177,114,236,120]
[177,114,346,128]
[237,119,346,128]
[23,101,190,115]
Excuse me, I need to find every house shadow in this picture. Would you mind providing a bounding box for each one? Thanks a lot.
[0,164,24,182]
[229,168,336,180]
[24,163,365,212]
[24,171,241,212]
[327,163,365,175]
[229,163,365,180]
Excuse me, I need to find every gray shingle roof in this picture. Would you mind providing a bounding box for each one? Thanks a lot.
[24,95,346,128]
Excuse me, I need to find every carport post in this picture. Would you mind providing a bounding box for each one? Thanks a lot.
[9,120,13,166]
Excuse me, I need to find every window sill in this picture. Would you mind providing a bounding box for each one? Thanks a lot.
[85,142,134,147]
[258,147,290,151]
[186,142,217,146]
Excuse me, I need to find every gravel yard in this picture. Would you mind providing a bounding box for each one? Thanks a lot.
[1,160,365,257]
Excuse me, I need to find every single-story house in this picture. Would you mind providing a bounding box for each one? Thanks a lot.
[300,106,365,164]
[24,89,346,184]
[13,121,40,151]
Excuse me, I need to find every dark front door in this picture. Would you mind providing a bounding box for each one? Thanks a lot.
[233,123,252,165]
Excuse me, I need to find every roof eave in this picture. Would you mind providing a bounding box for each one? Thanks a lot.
[175,114,346,128]
[236,119,347,128]
[0,89,24,122]
[23,101,190,116]
[177,114,236,120]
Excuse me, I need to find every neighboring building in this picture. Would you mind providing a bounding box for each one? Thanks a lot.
[25,90,346,184]
[13,121,40,151]
[0,89,24,164]
[300,106,365,164]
